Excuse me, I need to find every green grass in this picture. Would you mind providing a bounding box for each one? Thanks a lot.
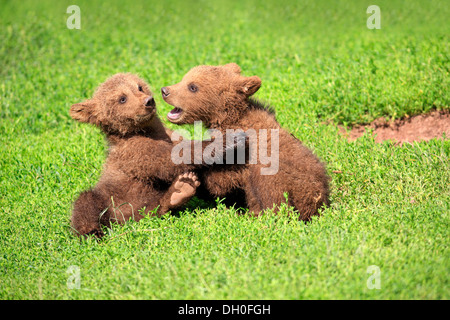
[0,0,449,299]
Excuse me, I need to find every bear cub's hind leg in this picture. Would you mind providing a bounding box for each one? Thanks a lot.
[170,172,201,207]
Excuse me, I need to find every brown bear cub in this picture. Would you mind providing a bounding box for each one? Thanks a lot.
[70,73,236,237]
[162,63,330,220]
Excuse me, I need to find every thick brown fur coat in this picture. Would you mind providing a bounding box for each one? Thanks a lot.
[70,73,233,237]
[162,64,330,220]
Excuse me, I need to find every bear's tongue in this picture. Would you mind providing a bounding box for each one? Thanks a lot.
[168,107,182,120]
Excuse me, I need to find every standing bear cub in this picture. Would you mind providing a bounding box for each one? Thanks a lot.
[70,73,237,237]
[162,63,330,220]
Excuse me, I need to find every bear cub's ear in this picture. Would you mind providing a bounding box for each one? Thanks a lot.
[238,76,262,97]
[223,63,241,74]
[70,99,97,123]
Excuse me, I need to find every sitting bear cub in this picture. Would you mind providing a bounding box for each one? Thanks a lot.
[70,73,238,237]
[161,63,330,220]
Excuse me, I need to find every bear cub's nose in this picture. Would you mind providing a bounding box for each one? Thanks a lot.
[161,87,170,98]
[145,96,155,108]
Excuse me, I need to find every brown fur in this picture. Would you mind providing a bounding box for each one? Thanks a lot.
[70,73,230,237]
[162,63,330,220]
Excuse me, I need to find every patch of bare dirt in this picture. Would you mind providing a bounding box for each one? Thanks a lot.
[339,109,449,145]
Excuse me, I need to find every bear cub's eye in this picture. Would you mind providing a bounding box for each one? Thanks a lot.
[119,96,127,104]
[138,85,143,92]
[188,83,198,93]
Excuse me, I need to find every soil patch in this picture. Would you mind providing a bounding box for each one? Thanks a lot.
[339,109,449,145]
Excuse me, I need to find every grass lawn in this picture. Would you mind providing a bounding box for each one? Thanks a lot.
[0,0,449,299]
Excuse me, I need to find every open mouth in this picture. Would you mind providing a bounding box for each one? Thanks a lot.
[167,107,183,121]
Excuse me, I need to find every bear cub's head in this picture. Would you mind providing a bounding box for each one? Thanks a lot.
[161,63,261,127]
[70,73,157,135]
